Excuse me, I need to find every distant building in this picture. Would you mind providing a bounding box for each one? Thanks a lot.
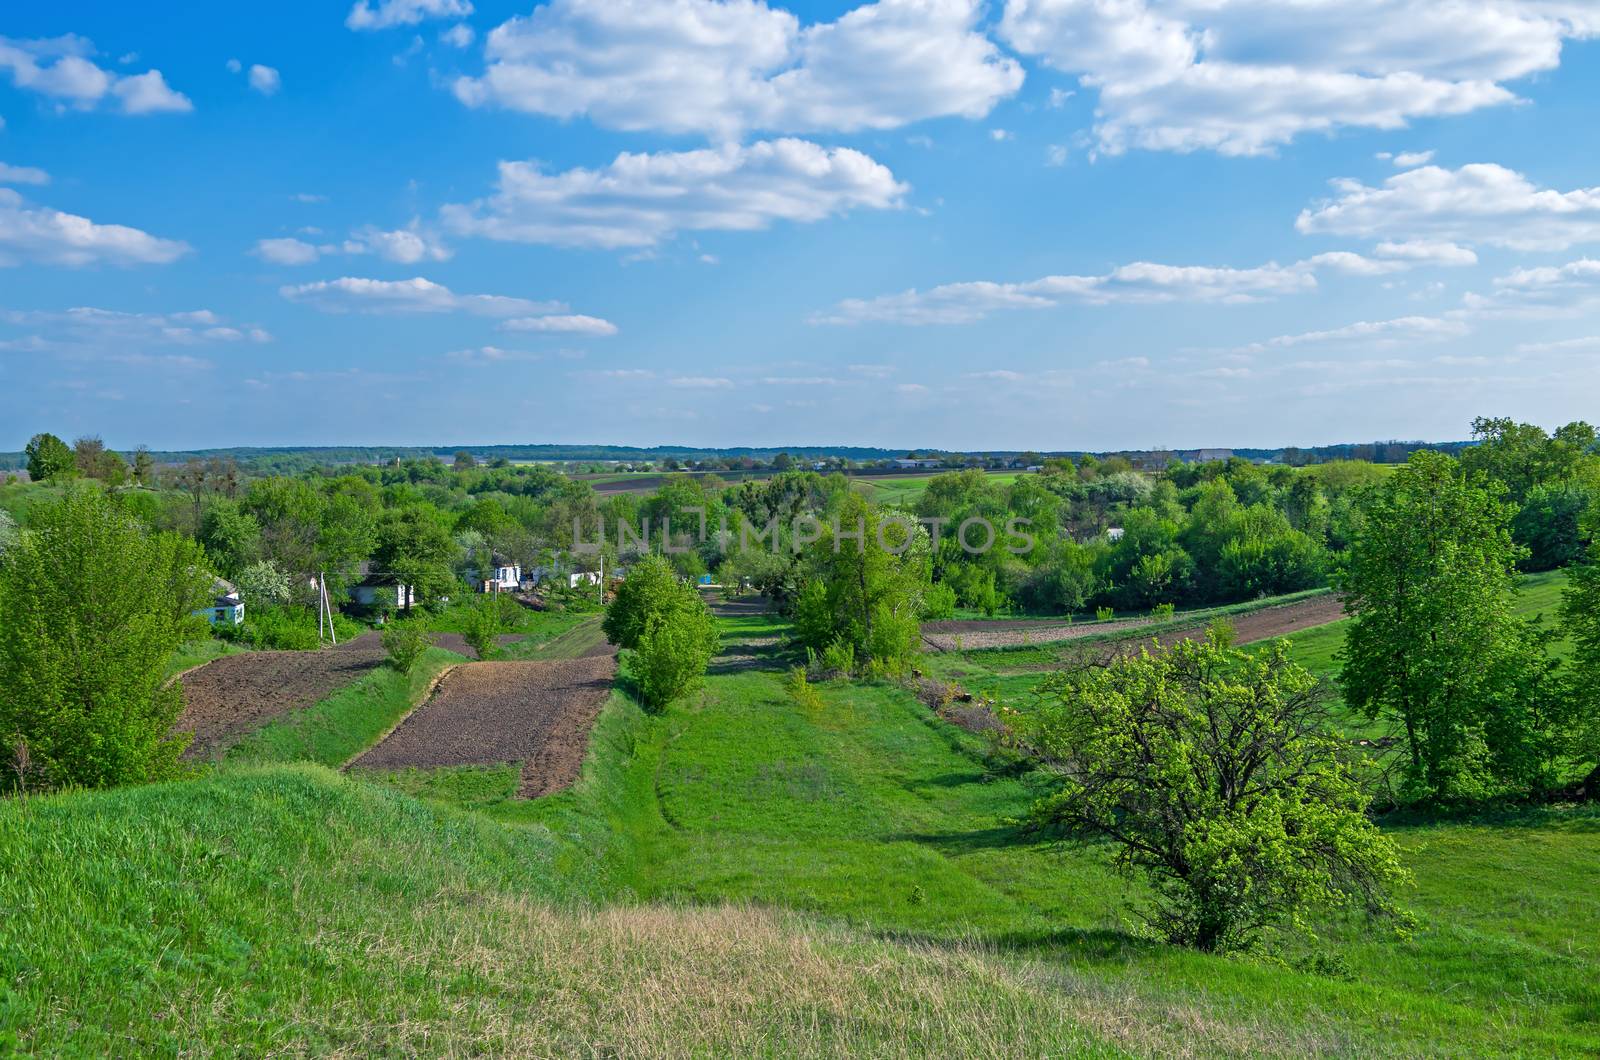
[893,458,944,469]
[1106,527,1125,543]
[195,578,244,627]
[348,562,416,610]
[1193,448,1234,463]
[480,555,522,593]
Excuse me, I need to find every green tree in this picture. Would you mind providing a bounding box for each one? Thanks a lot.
[602,553,684,650]
[1021,629,1408,953]
[1512,482,1594,571]
[0,488,214,790]
[1339,451,1557,803]
[1560,521,1600,797]
[235,559,291,606]
[632,597,719,709]
[372,506,457,610]
[198,501,262,578]
[24,432,75,482]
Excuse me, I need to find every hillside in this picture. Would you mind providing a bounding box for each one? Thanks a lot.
[6,603,1600,1056]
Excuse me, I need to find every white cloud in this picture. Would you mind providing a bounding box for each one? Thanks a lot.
[453,0,1022,139]
[1514,335,1600,355]
[441,23,476,47]
[1226,315,1469,353]
[1297,163,1600,252]
[0,188,190,267]
[347,0,474,31]
[279,276,563,316]
[967,369,1025,380]
[248,64,281,95]
[443,139,906,249]
[998,0,1598,156]
[226,58,242,73]
[0,162,49,185]
[990,128,1012,141]
[1045,144,1069,166]
[895,382,928,394]
[668,376,735,389]
[1392,150,1434,167]
[500,314,618,336]
[253,224,450,266]
[1,306,271,354]
[254,237,322,265]
[0,36,194,116]
[446,344,540,363]
[814,259,1316,324]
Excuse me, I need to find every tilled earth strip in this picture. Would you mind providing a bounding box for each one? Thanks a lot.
[178,649,386,760]
[350,648,619,798]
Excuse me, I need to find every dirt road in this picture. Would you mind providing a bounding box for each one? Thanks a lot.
[922,593,1345,652]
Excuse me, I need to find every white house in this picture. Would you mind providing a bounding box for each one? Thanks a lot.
[194,578,244,626]
[347,562,416,610]
[481,556,522,593]
[1106,527,1125,543]
[1193,448,1234,463]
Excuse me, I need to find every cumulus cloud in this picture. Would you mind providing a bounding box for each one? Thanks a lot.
[347,0,473,31]
[279,276,563,317]
[453,0,1022,139]
[813,260,1317,324]
[668,376,735,389]
[0,36,194,115]
[252,223,450,265]
[0,162,49,185]
[998,0,1597,155]
[0,188,190,267]
[443,138,906,249]
[247,64,281,95]
[1297,163,1600,252]
[1464,258,1600,316]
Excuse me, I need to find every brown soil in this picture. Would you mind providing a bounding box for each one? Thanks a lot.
[922,594,1346,652]
[177,648,385,760]
[349,647,619,798]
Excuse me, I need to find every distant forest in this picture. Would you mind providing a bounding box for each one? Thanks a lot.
[0,439,1473,473]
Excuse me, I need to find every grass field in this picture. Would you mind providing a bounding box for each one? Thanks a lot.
[852,470,1021,507]
[5,591,1599,1054]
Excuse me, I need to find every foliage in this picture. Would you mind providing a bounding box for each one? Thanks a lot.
[462,594,505,660]
[223,604,359,651]
[1095,606,1114,622]
[602,553,683,650]
[235,559,291,606]
[381,618,432,674]
[1339,451,1561,803]
[1561,540,1600,795]
[1020,629,1408,952]
[921,581,958,620]
[1512,481,1594,571]
[0,511,16,556]
[631,596,719,710]
[23,433,75,483]
[0,488,213,790]
[785,665,825,711]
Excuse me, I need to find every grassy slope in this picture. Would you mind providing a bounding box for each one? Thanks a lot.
[8,597,1600,1054]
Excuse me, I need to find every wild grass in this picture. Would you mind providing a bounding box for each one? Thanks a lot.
[163,636,246,680]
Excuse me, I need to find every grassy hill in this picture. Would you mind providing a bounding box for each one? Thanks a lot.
[4,599,1600,1055]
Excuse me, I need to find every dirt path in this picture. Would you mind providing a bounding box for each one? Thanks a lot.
[177,648,385,760]
[349,647,619,798]
[922,593,1345,652]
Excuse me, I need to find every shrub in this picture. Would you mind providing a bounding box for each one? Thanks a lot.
[1152,602,1175,621]
[1095,606,1114,622]
[0,488,214,790]
[602,555,681,650]
[820,638,857,677]
[462,595,503,660]
[381,619,431,674]
[922,582,958,621]
[632,602,719,711]
[785,665,825,712]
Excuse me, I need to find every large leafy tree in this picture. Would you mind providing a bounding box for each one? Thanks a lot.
[1560,512,1600,798]
[372,506,457,610]
[23,433,75,482]
[602,553,718,710]
[1021,629,1408,953]
[0,488,214,790]
[792,492,929,675]
[1339,451,1558,803]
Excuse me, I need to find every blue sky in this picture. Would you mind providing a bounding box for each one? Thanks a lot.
[3,0,1600,452]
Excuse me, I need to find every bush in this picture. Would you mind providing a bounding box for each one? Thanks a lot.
[820,638,857,677]
[462,595,503,660]
[631,602,719,711]
[381,619,431,674]
[0,488,214,790]
[1152,602,1175,620]
[921,582,958,621]
[1095,606,1114,622]
[785,665,825,711]
[602,555,682,650]
[224,605,343,650]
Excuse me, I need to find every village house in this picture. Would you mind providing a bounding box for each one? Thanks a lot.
[348,562,416,610]
[194,578,244,627]
[481,555,522,593]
